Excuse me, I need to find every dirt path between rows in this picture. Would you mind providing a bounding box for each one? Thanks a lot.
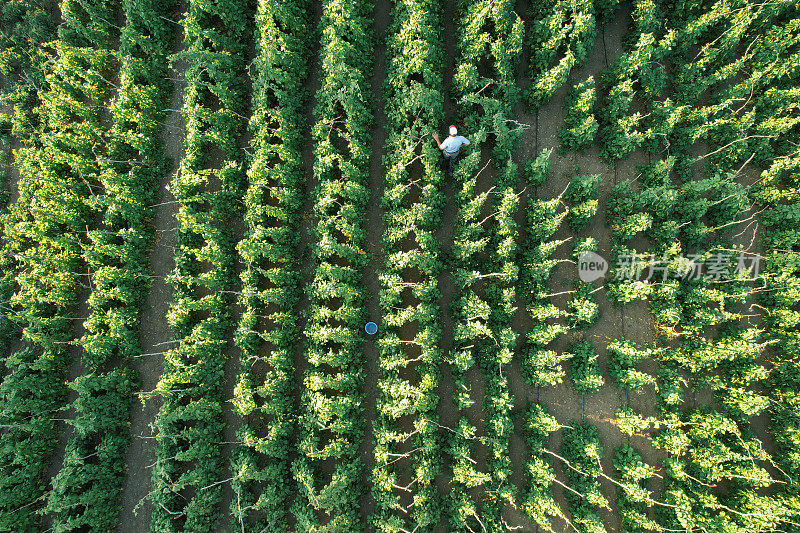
[358,0,393,523]
[432,0,461,526]
[116,17,187,529]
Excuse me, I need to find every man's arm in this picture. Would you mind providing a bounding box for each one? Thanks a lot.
[432,132,443,150]
[462,136,470,146]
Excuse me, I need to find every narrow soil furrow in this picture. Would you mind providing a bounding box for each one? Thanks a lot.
[504,0,538,527]
[358,0,393,522]
[433,0,461,516]
[117,19,188,529]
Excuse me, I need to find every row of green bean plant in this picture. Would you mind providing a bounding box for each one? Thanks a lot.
[370,0,445,530]
[290,0,374,529]
[0,1,120,528]
[46,0,177,530]
[229,0,311,530]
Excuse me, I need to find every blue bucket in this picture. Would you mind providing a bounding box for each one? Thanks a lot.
[365,322,378,335]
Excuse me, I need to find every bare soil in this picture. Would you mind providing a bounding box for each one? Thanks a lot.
[358,0,393,522]
[432,0,461,521]
[116,18,188,528]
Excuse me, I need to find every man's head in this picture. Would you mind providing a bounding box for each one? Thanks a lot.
[449,125,457,136]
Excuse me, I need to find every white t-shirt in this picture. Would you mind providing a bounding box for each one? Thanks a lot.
[441,135,470,154]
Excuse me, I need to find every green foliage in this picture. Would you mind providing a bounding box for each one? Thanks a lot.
[524,148,553,187]
[569,283,600,327]
[637,156,674,188]
[147,1,252,530]
[608,338,655,392]
[523,346,571,386]
[574,236,599,258]
[563,422,609,533]
[607,278,653,303]
[527,0,596,108]
[229,0,310,530]
[614,445,659,533]
[518,149,589,394]
[598,76,632,161]
[46,1,177,526]
[526,198,568,243]
[0,1,117,528]
[567,173,601,231]
[0,0,56,145]
[560,76,598,152]
[282,0,377,529]
[616,407,659,436]
[568,173,601,203]
[1,0,800,530]
[607,181,652,244]
[597,18,668,162]
[594,0,620,24]
[653,406,792,533]
[371,0,445,528]
[569,341,604,393]
[448,0,526,527]
[521,403,567,529]
[0,0,56,402]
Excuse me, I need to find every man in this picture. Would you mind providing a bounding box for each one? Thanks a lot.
[432,125,470,174]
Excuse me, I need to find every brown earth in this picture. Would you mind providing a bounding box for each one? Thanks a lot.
[116,16,188,529]
[357,0,394,523]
